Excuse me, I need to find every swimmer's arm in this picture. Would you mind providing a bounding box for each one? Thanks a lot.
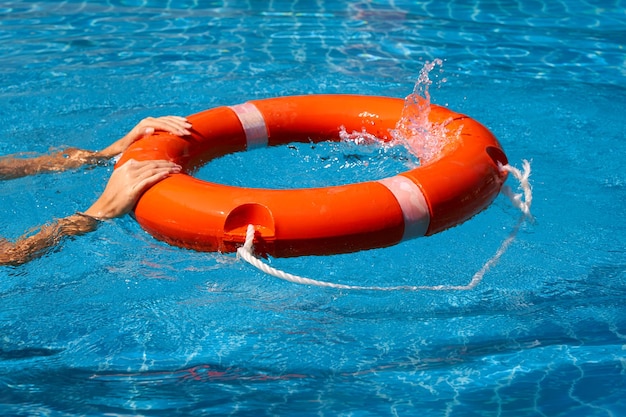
[0,148,103,180]
[0,159,181,266]
[0,116,191,180]
[0,213,100,267]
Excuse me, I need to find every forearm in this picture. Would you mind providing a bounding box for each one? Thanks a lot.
[1,115,191,181]
[0,213,99,266]
[0,148,110,180]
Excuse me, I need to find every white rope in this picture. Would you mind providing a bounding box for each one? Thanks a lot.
[236,160,533,291]
[499,159,533,220]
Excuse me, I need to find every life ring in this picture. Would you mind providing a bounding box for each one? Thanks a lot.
[117,94,508,257]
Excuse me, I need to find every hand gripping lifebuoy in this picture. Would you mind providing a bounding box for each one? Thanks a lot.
[117,95,508,257]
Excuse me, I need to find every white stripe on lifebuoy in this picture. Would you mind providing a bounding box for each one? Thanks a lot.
[378,175,430,239]
[229,102,268,149]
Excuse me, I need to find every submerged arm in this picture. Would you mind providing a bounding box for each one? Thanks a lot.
[0,116,190,180]
[0,148,100,180]
[0,213,99,266]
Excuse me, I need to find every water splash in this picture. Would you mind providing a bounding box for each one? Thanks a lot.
[340,59,452,166]
[390,58,451,164]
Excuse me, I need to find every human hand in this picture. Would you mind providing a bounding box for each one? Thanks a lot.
[97,116,191,158]
[83,159,182,220]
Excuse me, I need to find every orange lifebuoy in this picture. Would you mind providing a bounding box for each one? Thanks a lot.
[117,95,508,257]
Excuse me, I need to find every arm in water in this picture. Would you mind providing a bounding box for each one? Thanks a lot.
[0,116,191,180]
[0,159,181,266]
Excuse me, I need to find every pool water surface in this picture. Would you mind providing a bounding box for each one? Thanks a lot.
[1,1,625,416]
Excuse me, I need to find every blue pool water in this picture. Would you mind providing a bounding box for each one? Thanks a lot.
[1,1,625,416]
